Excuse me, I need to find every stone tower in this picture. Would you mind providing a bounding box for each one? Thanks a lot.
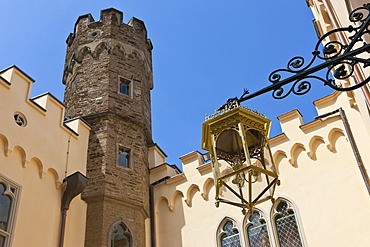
[62,8,153,247]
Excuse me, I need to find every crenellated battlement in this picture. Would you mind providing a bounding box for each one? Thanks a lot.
[151,89,368,215]
[0,66,90,185]
[66,8,148,47]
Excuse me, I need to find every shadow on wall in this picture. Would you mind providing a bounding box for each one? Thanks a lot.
[156,193,185,247]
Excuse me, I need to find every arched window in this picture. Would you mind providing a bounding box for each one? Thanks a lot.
[109,221,132,247]
[272,200,303,247]
[0,175,20,247]
[217,219,241,247]
[245,211,271,247]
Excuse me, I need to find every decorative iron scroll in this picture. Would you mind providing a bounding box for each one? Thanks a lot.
[236,3,370,102]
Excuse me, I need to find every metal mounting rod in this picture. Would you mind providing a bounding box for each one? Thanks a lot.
[224,3,370,106]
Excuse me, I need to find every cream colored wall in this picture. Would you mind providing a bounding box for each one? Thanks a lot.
[152,90,370,247]
[308,0,370,137]
[0,66,90,246]
[148,144,167,169]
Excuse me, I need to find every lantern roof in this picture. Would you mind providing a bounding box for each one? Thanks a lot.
[202,104,271,152]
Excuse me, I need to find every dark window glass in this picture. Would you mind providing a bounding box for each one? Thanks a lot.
[275,201,303,247]
[0,183,11,231]
[111,223,131,247]
[221,221,241,247]
[118,149,130,168]
[119,78,130,95]
[0,235,5,247]
[247,212,271,247]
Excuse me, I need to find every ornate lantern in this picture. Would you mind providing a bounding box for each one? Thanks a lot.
[202,103,279,214]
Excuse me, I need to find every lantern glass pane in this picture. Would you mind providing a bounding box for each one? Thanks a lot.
[216,129,246,166]
[245,129,263,151]
[216,138,277,207]
[218,160,248,205]
[262,144,276,174]
[250,160,276,203]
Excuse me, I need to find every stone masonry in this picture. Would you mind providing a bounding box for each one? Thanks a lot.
[63,8,154,247]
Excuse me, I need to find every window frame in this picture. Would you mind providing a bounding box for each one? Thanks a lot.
[270,198,306,247]
[117,145,131,169]
[216,217,243,247]
[118,76,133,98]
[0,174,21,247]
[108,220,133,247]
[244,209,272,247]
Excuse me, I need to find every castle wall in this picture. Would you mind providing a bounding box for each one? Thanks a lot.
[151,91,370,247]
[0,66,90,246]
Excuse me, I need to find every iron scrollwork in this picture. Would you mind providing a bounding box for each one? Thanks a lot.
[237,3,370,102]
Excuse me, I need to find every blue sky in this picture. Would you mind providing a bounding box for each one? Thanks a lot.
[0,1,333,166]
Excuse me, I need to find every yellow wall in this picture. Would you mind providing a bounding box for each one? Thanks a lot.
[151,90,370,247]
[0,66,90,246]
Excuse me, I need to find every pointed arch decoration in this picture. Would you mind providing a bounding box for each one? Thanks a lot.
[169,190,184,211]
[184,184,200,207]
[47,168,61,188]
[289,143,306,167]
[201,177,214,200]
[30,157,44,178]
[108,220,133,247]
[155,196,170,213]
[0,134,9,156]
[112,44,126,58]
[216,217,241,247]
[10,146,26,168]
[327,128,345,152]
[272,150,287,174]
[75,46,91,63]
[307,135,325,160]
[93,42,110,58]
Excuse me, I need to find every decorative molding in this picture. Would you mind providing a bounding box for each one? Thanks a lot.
[196,162,212,173]
[165,173,186,185]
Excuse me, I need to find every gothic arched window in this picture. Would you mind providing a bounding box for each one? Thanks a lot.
[0,175,20,247]
[109,221,132,247]
[246,211,271,247]
[217,219,241,247]
[273,200,303,247]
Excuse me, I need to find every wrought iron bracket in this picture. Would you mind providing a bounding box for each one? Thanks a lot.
[233,3,370,104]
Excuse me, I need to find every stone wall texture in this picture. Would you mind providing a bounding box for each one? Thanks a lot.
[63,8,153,247]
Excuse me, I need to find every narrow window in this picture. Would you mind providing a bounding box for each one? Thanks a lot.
[247,211,271,247]
[119,77,131,96]
[0,176,20,247]
[274,201,303,247]
[118,148,130,168]
[110,222,132,247]
[219,220,241,247]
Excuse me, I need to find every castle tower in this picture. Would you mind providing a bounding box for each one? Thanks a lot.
[62,9,153,247]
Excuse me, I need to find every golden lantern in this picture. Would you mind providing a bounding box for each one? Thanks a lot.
[202,103,279,214]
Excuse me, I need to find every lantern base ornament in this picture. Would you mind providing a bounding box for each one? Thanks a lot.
[202,103,280,214]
